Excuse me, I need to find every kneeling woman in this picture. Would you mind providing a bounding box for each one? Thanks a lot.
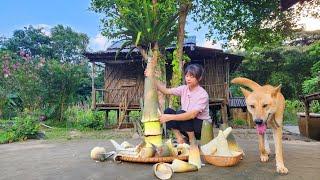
[147,64,211,145]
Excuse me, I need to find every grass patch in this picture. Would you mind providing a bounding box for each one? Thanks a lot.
[0,130,8,144]
[43,127,69,140]
[42,127,133,141]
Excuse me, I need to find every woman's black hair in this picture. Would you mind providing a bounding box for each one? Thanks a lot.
[184,64,204,81]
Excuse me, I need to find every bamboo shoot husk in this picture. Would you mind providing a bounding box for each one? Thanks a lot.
[139,146,156,158]
[220,124,243,153]
[213,131,232,157]
[90,147,107,161]
[200,120,214,145]
[153,163,173,180]
[177,143,190,156]
[165,139,178,156]
[200,128,232,155]
[121,141,133,149]
[171,159,198,173]
[188,144,202,169]
[141,54,162,145]
[145,135,163,147]
[141,75,159,123]
[110,139,139,156]
[144,121,162,136]
[156,143,171,157]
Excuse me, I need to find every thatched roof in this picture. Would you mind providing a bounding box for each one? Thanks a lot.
[84,37,243,72]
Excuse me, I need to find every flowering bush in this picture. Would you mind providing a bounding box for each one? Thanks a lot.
[0,49,91,121]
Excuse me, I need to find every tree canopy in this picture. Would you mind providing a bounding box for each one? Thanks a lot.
[90,0,178,54]
[0,25,89,63]
[192,0,320,49]
[230,40,320,99]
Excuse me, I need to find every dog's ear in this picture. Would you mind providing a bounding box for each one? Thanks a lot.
[240,87,251,98]
[271,84,282,98]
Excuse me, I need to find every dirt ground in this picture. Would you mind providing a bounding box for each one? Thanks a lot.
[0,130,320,180]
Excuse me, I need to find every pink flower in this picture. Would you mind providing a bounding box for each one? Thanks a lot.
[13,63,20,70]
[2,65,11,78]
[19,50,26,57]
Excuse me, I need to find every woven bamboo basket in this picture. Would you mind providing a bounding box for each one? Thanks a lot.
[116,155,188,163]
[203,153,243,167]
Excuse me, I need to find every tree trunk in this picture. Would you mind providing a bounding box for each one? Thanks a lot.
[177,1,191,71]
[169,1,191,108]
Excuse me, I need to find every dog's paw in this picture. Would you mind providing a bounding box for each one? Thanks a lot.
[260,154,269,162]
[276,165,288,174]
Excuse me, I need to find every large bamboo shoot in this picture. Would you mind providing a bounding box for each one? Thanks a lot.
[141,48,163,147]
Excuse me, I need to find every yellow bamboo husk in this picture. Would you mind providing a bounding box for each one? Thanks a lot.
[141,54,159,124]
[135,141,146,153]
[165,139,178,156]
[213,131,233,157]
[141,52,163,146]
[188,144,202,169]
[176,143,190,156]
[144,121,162,135]
[200,120,214,145]
[221,124,244,153]
[139,146,156,158]
[211,146,217,155]
[144,135,163,147]
[156,143,171,157]
[170,159,198,173]
[153,163,173,180]
[200,128,232,155]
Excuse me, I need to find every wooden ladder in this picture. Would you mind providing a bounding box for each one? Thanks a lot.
[117,90,132,129]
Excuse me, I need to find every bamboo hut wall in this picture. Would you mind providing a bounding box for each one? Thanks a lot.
[201,58,227,100]
[104,63,144,105]
[102,57,229,107]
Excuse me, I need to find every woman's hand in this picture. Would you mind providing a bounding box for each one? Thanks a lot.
[144,69,152,77]
[159,114,171,124]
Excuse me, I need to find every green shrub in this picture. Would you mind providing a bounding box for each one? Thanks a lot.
[232,118,246,126]
[310,101,320,113]
[1,116,40,143]
[64,106,104,130]
[284,100,304,125]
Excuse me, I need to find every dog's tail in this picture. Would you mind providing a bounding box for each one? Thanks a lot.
[231,77,261,91]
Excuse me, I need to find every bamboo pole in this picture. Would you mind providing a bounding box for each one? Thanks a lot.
[91,62,96,110]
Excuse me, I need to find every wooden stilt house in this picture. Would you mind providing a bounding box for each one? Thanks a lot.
[84,37,243,127]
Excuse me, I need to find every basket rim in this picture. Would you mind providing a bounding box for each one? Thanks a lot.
[203,152,243,158]
[117,155,188,163]
[203,152,243,167]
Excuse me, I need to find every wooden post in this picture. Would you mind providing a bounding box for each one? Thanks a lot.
[221,102,228,125]
[221,82,229,125]
[304,100,310,138]
[91,62,96,110]
[104,110,109,128]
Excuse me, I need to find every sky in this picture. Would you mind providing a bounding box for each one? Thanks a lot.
[0,0,217,52]
[0,1,319,52]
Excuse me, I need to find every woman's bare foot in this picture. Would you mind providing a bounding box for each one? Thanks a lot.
[172,129,185,144]
[176,137,185,144]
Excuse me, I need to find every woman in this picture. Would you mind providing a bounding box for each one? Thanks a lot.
[146,64,211,144]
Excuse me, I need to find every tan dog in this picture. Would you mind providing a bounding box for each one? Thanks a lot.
[231,77,288,174]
